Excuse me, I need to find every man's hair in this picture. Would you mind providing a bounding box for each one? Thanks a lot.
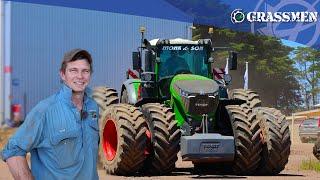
[60,49,93,73]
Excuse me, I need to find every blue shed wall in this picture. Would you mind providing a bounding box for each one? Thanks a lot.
[8,1,192,115]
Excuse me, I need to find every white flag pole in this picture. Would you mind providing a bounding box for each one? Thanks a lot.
[0,0,4,127]
[224,57,229,75]
[244,62,248,90]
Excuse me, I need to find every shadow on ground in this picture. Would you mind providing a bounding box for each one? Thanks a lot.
[168,167,305,179]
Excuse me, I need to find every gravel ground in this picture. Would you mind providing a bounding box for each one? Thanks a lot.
[1,126,320,180]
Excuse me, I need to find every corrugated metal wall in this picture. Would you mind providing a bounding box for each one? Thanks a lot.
[9,2,192,115]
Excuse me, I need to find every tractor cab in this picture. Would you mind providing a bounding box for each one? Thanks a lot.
[155,39,212,99]
[130,38,237,104]
[157,41,210,78]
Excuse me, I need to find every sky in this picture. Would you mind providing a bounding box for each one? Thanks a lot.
[281,39,307,48]
[281,39,320,105]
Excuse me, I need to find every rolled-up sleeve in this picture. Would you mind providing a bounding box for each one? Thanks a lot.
[1,110,45,161]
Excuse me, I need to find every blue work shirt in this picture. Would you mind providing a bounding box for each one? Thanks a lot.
[1,84,99,180]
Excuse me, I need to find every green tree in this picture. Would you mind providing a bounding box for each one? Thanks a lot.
[192,25,302,114]
[294,47,320,108]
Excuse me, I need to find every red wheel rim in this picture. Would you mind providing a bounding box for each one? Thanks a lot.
[103,119,118,161]
[144,129,152,155]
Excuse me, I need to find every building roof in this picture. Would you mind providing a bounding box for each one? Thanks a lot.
[5,0,193,23]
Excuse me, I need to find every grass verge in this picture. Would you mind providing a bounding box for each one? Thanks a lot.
[300,158,320,172]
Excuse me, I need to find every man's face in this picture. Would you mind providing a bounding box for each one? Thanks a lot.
[60,59,91,93]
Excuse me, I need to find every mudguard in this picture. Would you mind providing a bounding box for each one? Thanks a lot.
[121,79,141,105]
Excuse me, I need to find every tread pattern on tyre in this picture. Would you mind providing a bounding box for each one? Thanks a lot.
[254,107,291,175]
[140,103,181,175]
[228,89,261,108]
[99,104,147,175]
[193,104,262,175]
[225,105,261,175]
[93,86,119,112]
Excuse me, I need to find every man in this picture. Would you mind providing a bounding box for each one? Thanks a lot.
[1,49,99,180]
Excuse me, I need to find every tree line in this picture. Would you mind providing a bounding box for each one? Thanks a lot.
[192,25,319,114]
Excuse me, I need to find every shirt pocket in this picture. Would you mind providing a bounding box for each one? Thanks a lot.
[50,129,81,169]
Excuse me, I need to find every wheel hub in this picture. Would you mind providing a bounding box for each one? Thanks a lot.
[103,119,118,161]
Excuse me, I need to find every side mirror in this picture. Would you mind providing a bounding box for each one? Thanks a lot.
[143,39,152,51]
[228,51,237,70]
[145,51,155,72]
[132,52,141,71]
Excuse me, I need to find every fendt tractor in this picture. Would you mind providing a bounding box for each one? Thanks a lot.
[93,29,291,176]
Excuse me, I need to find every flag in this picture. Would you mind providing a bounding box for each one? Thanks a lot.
[244,62,248,90]
[224,58,229,75]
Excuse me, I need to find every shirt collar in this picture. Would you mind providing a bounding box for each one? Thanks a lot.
[58,84,92,106]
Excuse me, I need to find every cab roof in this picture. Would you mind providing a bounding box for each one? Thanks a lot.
[149,38,210,46]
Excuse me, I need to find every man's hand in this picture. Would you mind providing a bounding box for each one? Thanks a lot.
[6,156,33,180]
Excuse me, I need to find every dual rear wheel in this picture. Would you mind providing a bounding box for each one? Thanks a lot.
[94,87,180,175]
[98,104,147,175]
[98,103,180,175]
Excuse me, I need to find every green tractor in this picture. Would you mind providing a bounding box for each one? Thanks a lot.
[93,34,291,175]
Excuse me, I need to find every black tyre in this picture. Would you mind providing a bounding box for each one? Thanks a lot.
[99,104,147,175]
[228,89,261,108]
[254,107,291,175]
[313,138,320,160]
[225,105,261,175]
[120,88,129,104]
[140,103,181,175]
[93,86,119,111]
[193,104,262,175]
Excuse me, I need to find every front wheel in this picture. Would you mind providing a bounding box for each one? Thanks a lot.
[140,103,181,175]
[226,105,261,175]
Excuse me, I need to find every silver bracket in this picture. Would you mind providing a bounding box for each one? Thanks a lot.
[202,114,209,134]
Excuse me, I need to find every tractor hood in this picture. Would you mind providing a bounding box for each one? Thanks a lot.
[171,74,219,96]
[170,74,220,118]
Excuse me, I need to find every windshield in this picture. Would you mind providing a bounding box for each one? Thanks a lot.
[158,45,209,78]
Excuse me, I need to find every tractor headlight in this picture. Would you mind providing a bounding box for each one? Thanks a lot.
[141,72,155,81]
[207,92,218,98]
[180,89,190,97]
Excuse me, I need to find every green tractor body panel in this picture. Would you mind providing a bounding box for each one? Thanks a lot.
[131,79,141,96]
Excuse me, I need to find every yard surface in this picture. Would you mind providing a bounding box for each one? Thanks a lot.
[0,124,319,180]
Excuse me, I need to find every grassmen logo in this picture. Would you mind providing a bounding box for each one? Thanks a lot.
[231,9,318,23]
[231,9,245,23]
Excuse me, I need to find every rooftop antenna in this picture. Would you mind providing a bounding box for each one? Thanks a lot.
[208,27,214,40]
[140,26,146,48]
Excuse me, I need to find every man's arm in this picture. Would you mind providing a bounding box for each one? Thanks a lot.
[6,156,33,180]
[1,110,45,179]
